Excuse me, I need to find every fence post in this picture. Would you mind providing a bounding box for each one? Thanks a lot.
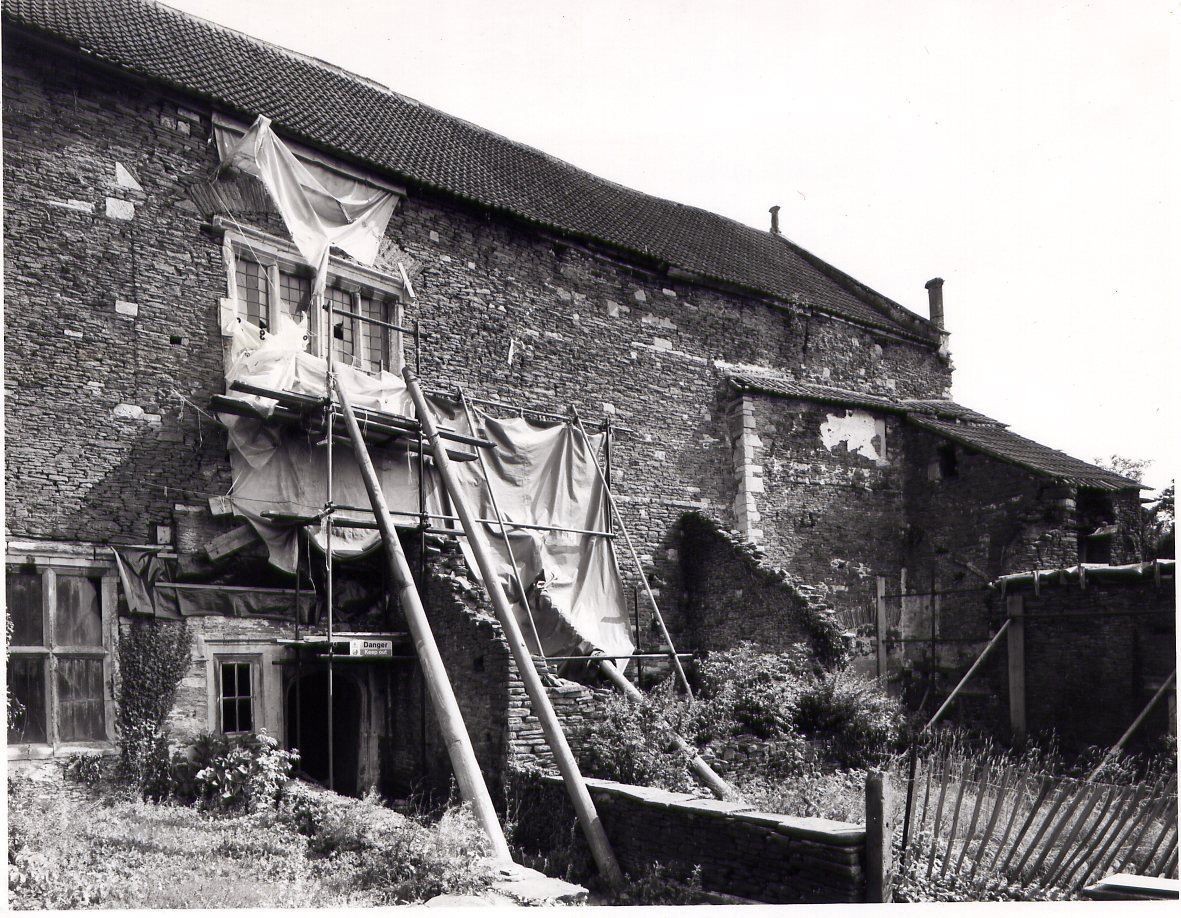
[876,576,888,686]
[1007,594,1026,746]
[866,770,895,902]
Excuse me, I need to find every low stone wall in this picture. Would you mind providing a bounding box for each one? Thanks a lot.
[512,770,867,903]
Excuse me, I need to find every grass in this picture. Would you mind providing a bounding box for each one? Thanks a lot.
[7,775,497,909]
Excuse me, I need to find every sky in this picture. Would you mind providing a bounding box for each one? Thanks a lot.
[169,0,1177,490]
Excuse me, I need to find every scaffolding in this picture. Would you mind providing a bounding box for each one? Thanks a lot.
[204,120,729,884]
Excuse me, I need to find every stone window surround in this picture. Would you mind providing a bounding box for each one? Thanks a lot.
[199,637,284,742]
[216,657,258,735]
[6,546,119,760]
[216,218,409,373]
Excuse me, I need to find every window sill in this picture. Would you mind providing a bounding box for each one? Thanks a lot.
[7,741,115,761]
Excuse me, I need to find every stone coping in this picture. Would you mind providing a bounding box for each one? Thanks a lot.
[540,775,867,846]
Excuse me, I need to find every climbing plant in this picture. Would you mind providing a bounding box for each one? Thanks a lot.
[115,618,193,796]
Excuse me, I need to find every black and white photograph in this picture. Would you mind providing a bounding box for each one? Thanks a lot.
[3,0,1176,910]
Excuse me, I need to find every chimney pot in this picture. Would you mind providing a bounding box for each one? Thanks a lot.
[925,277,944,328]
[769,205,781,235]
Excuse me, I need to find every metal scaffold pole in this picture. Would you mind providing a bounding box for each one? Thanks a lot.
[457,389,548,659]
[322,287,335,793]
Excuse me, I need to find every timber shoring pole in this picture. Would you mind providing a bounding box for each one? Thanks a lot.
[334,377,511,861]
[921,619,1011,735]
[457,390,548,660]
[570,409,694,700]
[404,369,624,890]
[1090,670,1177,781]
[596,656,735,800]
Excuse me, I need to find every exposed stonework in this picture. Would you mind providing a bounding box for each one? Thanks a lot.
[675,512,847,665]
[511,770,869,903]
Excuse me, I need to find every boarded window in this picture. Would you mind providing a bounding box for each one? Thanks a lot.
[6,571,43,646]
[56,657,106,742]
[56,577,103,647]
[220,661,254,733]
[7,657,47,744]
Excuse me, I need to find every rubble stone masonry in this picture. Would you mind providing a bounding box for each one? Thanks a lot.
[3,36,950,623]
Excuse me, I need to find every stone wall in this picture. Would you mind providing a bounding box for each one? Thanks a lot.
[3,35,950,624]
[162,614,293,744]
[675,512,846,664]
[511,770,868,904]
[731,394,907,622]
[1003,581,1176,751]
[3,41,231,545]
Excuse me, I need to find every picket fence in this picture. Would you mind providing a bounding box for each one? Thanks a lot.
[893,751,1178,893]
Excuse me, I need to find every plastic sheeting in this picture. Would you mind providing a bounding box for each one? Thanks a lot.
[222,314,441,570]
[114,549,313,620]
[217,116,398,287]
[216,328,632,658]
[435,398,634,660]
[212,113,631,661]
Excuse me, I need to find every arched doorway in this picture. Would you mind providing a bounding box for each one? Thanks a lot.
[286,670,363,796]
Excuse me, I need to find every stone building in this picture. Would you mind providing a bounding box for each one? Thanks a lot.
[5,0,1171,793]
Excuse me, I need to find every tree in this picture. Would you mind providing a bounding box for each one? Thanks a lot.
[1094,455,1175,561]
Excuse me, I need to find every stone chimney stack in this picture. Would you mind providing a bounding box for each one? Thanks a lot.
[925,277,945,329]
[769,205,781,235]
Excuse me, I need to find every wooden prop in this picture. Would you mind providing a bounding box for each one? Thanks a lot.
[405,369,624,890]
[333,376,510,860]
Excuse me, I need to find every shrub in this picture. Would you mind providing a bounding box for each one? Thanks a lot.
[792,669,904,767]
[115,619,192,796]
[63,752,108,786]
[577,684,695,791]
[692,642,814,742]
[188,731,299,813]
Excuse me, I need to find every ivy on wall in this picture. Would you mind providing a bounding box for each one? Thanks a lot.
[115,619,193,795]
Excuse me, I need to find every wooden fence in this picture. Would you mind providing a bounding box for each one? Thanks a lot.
[893,751,1179,893]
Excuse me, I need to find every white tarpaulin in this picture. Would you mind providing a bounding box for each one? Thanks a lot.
[217,318,632,659]
[212,115,632,661]
[221,314,440,570]
[218,116,398,288]
[435,399,634,661]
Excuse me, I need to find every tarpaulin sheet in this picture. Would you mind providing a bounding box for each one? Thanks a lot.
[216,332,631,658]
[212,113,631,661]
[434,399,633,661]
[114,548,313,620]
[221,314,443,571]
[218,116,398,287]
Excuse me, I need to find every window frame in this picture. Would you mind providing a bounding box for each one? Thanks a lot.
[6,560,117,758]
[215,656,261,736]
[219,220,408,374]
[202,639,283,741]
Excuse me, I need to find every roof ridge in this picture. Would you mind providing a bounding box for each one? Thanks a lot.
[5,0,940,341]
[152,0,401,99]
[138,4,844,260]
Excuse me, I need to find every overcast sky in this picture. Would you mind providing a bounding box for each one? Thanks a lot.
[170,0,1177,490]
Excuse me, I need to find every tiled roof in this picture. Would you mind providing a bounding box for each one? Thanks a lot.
[907,416,1140,492]
[730,373,901,414]
[727,372,1139,491]
[2,0,935,341]
[899,399,1002,426]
